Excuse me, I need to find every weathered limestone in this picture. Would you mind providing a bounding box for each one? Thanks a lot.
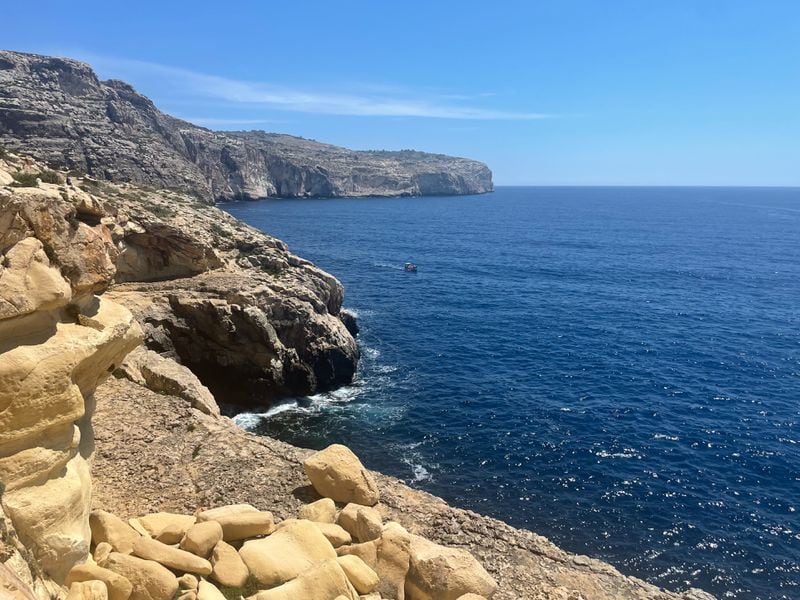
[299,498,337,523]
[337,555,380,594]
[210,541,250,588]
[247,559,358,600]
[406,535,497,600]
[66,580,108,600]
[100,553,178,600]
[154,524,184,545]
[196,580,226,600]
[355,507,383,543]
[180,521,223,558]
[90,511,141,555]
[336,541,379,570]
[131,537,212,576]
[239,519,337,588]
[135,513,196,538]
[375,522,412,600]
[66,564,134,600]
[304,445,380,506]
[197,505,274,541]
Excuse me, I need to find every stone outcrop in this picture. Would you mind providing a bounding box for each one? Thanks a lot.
[0,149,358,405]
[0,164,142,581]
[0,50,493,202]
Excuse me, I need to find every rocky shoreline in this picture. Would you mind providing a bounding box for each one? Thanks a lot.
[0,151,715,599]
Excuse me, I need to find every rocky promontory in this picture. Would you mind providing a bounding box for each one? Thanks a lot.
[0,50,493,202]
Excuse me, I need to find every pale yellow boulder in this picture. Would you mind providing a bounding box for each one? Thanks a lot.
[102,552,178,600]
[405,535,497,600]
[176,593,196,600]
[180,521,223,558]
[247,559,357,600]
[127,519,150,538]
[304,445,380,506]
[155,524,184,545]
[210,540,250,588]
[455,595,488,600]
[90,511,141,555]
[177,575,198,591]
[131,537,212,576]
[239,519,336,588]
[336,555,379,594]
[375,522,411,600]
[197,505,273,541]
[336,541,378,569]
[94,543,113,565]
[135,513,196,538]
[66,580,108,600]
[316,522,352,547]
[355,507,383,543]
[196,580,226,600]
[299,498,336,523]
[66,564,133,600]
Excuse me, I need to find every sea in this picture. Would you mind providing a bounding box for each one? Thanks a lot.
[223,187,800,599]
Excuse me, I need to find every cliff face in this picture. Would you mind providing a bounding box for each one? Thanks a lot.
[0,50,494,202]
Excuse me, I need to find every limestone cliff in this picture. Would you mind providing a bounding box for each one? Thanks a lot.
[0,50,493,202]
[0,151,358,404]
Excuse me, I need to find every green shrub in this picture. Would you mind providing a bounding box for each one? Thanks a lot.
[38,169,64,184]
[10,172,39,187]
[145,204,176,219]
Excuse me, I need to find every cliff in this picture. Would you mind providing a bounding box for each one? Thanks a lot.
[0,50,493,202]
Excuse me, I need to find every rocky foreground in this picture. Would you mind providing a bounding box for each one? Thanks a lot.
[0,50,493,201]
[0,151,714,599]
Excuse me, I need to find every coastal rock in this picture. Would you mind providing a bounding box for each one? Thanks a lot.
[210,541,250,588]
[196,580,226,600]
[66,580,108,600]
[90,511,141,555]
[304,445,380,506]
[0,51,493,201]
[299,498,337,523]
[375,522,412,600]
[179,521,223,558]
[197,505,274,541]
[131,537,213,576]
[238,519,336,588]
[336,555,380,594]
[135,513,196,538]
[247,559,358,600]
[66,564,134,600]
[101,553,178,600]
[405,535,497,600]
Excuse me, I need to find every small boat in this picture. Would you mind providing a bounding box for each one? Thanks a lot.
[404,262,418,272]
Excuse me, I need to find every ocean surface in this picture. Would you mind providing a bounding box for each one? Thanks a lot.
[223,187,800,599]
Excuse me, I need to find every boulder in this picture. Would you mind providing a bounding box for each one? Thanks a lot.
[247,559,357,600]
[355,507,383,543]
[89,511,141,555]
[101,552,178,600]
[375,522,411,600]
[315,523,352,548]
[405,536,497,600]
[299,498,336,523]
[197,505,273,541]
[210,541,250,588]
[455,595,488,600]
[66,564,133,600]
[336,555,379,594]
[304,445,379,506]
[336,541,378,569]
[180,521,223,558]
[135,513,196,538]
[239,519,336,588]
[154,524,184,545]
[66,580,108,600]
[196,580,226,600]
[176,575,198,592]
[131,537,212,576]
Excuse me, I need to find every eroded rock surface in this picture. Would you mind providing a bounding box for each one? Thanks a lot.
[0,177,141,581]
[0,51,493,201]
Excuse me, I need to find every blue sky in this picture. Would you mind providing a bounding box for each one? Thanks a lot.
[4,1,799,185]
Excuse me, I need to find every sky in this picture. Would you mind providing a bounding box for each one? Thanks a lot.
[3,1,799,186]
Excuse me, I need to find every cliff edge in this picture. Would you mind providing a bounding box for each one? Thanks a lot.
[0,50,493,202]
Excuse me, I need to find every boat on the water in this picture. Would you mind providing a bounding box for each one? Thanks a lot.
[404,262,418,272]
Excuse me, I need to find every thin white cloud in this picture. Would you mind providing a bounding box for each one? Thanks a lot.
[89,55,551,121]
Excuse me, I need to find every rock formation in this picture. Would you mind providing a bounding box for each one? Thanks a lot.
[0,163,142,580]
[0,50,493,202]
[0,150,359,405]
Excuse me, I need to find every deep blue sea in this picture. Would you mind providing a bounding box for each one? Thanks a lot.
[224,187,800,600]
